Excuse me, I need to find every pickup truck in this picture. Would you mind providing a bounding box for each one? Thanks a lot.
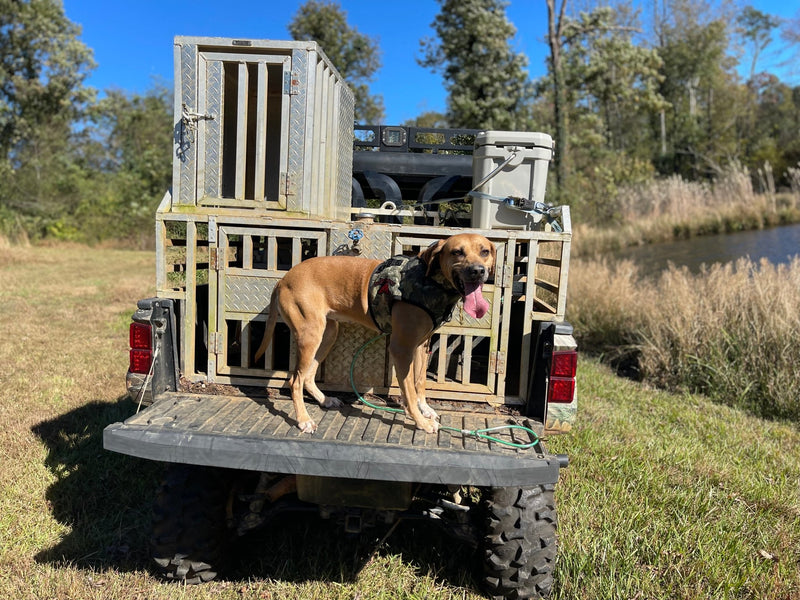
[103,36,577,600]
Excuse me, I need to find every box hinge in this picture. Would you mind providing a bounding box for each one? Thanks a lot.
[489,351,507,374]
[209,332,224,355]
[209,247,220,271]
[283,172,295,197]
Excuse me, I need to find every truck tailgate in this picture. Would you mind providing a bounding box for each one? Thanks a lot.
[103,392,561,487]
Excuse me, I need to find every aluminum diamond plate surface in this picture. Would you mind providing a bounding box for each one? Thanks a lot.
[203,59,223,198]
[287,48,307,205]
[224,276,276,314]
[178,42,197,204]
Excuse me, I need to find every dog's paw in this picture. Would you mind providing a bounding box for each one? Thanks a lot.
[322,395,342,409]
[418,400,439,421]
[417,417,439,434]
[298,419,317,434]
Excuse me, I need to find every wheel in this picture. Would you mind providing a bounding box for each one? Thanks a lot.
[480,484,558,599]
[150,464,236,583]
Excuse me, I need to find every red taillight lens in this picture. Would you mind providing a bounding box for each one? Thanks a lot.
[129,349,152,374]
[551,351,577,378]
[548,350,577,403]
[130,322,152,350]
[548,377,575,403]
[129,323,152,374]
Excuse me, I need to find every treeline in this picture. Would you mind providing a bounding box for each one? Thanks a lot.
[1,0,799,245]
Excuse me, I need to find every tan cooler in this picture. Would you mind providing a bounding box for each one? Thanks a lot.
[471,131,554,229]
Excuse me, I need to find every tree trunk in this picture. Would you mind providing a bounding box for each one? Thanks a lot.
[546,0,568,199]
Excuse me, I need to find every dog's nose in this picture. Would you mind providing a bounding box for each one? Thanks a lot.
[466,264,486,281]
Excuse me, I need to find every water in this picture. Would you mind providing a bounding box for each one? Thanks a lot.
[612,222,800,275]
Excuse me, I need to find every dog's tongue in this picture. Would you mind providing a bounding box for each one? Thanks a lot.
[462,281,489,319]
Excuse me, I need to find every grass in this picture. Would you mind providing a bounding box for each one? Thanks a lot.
[1,244,799,599]
[567,257,800,421]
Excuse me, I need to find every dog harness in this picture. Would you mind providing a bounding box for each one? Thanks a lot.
[368,255,462,334]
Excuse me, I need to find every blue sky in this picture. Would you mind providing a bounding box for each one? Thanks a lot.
[63,0,798,125]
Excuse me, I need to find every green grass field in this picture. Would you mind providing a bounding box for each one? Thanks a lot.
[1,244,798,599]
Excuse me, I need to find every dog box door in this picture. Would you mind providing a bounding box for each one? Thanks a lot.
[189,51,291,209]
[209,225,328,381]
[388,234,508,403]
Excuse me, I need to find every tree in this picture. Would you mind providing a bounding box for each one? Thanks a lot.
[0,0,95,238]
[85,85,174,243]
[0,0,95,157]
[419,0,533,130]
[545,0,569,194]
[544,2,665,207]
[288,0,385,124]
[655,16,738,178]
[736,6,782,82]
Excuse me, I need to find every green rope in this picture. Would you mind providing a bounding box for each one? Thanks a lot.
[349,333,540,449]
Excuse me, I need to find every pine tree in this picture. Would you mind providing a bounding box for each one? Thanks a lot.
[419,0,533,129]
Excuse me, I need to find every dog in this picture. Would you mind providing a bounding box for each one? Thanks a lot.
[254,233,496,434]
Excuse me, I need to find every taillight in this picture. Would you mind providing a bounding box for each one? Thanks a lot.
[548,350,577,403]
[129,322,152,374]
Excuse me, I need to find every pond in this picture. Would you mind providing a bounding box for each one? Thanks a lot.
[611,222,800,275]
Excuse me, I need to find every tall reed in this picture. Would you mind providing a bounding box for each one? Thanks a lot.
[568,257,800,420]
[572,162,800,257]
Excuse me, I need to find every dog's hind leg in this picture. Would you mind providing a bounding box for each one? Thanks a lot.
[303,319,342,410]
[289,316,341,433]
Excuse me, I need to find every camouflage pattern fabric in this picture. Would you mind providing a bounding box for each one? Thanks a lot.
[368,255,462,334]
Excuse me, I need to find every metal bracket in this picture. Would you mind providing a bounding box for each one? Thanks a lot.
[489,351,507,374]
[284,71,300,95]
[209,332,224,355]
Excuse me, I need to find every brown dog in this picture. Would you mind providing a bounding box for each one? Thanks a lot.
[254,233,496,434]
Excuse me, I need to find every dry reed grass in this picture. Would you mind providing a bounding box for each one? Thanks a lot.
[568,256,800,420]
[572,162,800,257]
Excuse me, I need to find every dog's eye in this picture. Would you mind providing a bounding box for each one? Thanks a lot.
[451,249,465,257]
[480,248,491,257]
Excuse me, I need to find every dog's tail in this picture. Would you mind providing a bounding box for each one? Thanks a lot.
[254,284,281,363]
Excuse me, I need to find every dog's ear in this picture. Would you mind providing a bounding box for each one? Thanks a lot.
[420,239,445,275]
[488,242,497,277]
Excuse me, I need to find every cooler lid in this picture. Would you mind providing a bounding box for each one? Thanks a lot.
[474,130,554,149]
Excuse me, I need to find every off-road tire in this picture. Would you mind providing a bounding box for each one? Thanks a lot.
[150,464,236,584]
[481,484,558,599]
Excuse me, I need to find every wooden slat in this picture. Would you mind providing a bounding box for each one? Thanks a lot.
[462,335,473,384]
[436,333,448,383]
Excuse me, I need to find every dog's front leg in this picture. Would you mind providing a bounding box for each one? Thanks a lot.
[388,317,438,433]
[413,340,438,422]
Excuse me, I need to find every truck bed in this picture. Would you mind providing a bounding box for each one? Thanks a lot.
[103,392,562,487]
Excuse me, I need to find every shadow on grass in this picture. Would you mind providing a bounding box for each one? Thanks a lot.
[31,397,479,591]
[31,396,165,571]
[235,513,479,590]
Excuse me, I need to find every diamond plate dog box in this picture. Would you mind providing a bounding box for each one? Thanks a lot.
[172,36,354,220]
